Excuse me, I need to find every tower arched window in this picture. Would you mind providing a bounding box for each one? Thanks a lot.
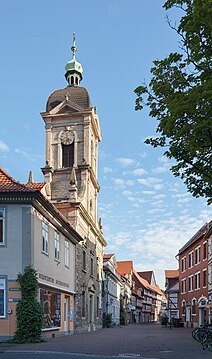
[62,143,74,168]
[71,76,74,85]
[75,77,79,85]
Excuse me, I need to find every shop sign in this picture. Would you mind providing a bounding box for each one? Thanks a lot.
[9,288,20,291]
[199,298,207,307]
[8,298,21,302]
[39,273,69,288]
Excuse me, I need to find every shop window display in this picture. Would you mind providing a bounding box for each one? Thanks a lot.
[40,288,61,328]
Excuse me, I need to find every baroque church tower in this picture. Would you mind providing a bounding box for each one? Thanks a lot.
[41,35,106,332]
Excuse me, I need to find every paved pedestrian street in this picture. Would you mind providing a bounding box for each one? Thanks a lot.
[0,324,211,359]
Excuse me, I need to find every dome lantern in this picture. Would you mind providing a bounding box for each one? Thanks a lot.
[65,33,83,87]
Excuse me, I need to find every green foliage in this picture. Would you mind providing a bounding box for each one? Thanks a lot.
[106,313,112,328]
[134,0,212,204]
[160,313,168,326]
[14,266,44,343]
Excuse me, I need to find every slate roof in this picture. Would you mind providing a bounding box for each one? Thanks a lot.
[46,86,92,112]
[137,271,153,284]
[0,168,36,193]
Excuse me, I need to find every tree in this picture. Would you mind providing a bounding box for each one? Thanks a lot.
[134,0,212,204]
[14,266,44,343]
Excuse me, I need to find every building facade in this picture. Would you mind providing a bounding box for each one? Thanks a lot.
[0,168,82,340]
[40,37,106,332]
[178,222,211,327]
[102,254,121,326]
[165,269,179,323]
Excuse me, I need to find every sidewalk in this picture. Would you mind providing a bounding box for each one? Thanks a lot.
[1,323,211,359]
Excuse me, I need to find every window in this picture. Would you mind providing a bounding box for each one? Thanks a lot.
[182,300,186,315]
[203,269,207,287]
[42,222,48,254]
[189,275,194,291]
[0,278,6,318]
[181,256,186,272]
[82,250,86,271]
[91,257,94,276]
[189,251,194,268]
[195,272,200,289]
[54,231,60,261]
[96,296,99,318]
[64,240,69,267]
[82,291,86,318]
[192,299,197,315]
[62,143,74,168]
[182,278,186,294]
[195,246,201,264]
[203,242,207,260]
[0,208,5,245]
[40,288,61,328]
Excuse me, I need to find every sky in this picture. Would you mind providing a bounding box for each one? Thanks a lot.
[0,0,211,288]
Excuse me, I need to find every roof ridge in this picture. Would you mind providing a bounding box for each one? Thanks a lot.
[0,167,36,192]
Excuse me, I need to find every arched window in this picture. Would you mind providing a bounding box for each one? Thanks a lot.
[62,143,74,168]
[71,76,74,85]
[182,300,186,315]
[75,77,79,85]
[192,298,197,315]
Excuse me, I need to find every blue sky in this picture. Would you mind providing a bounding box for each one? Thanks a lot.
[0,0,211,288]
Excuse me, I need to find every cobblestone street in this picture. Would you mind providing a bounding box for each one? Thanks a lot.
[1,323,212,359]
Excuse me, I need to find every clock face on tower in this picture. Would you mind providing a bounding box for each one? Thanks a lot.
[61,130,74,145]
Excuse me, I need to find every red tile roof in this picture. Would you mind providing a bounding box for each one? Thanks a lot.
[103,253,114,261]
[165,269,179,279]
[0,168,36,193]
[117,261,133,275]
[25,182,46,190]
[137,271,153,284]
[133,269,149,288]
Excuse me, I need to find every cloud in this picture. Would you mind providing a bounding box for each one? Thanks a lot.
[122,191,133,197]
[117,158,137,167]
[113,178,125,187]
[142,190,155,195]
[0,140,9,152]
[103,167,113,174]
[137,177,164,190]
[133,168,148,176]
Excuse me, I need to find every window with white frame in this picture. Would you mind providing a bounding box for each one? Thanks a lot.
[64,239,69,267]
[203,269,207,287]
[195,271,200,289]
[42,222,48,254]
[181,256,186,272]
[189,275,194,291]
[0,208,5,245]
[188,251,194,268]
[0,277,6,318]
[54,231,60,260]
[182,278,186,293]
[195,246,201,264]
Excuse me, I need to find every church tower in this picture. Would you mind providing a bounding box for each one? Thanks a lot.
[41,35,106,333]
